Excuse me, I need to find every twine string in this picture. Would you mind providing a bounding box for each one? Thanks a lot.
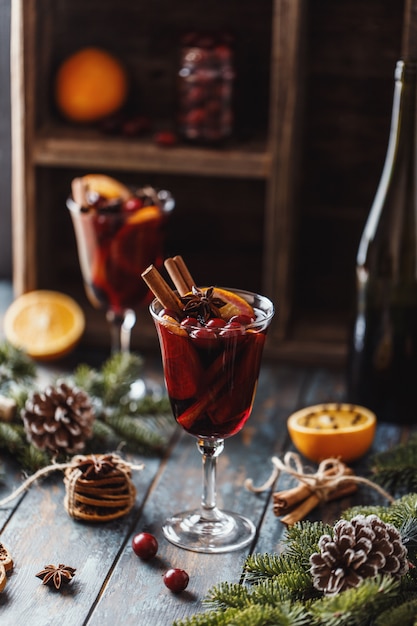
[0,454,144,507]
[244,451,394,503]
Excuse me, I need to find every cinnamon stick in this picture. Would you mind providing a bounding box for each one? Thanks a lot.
[164,258,191,296]
[164,255,195,296]
[280,481,358,526]
[174,255,195,290]
[141,265,183,314]
[273,464,355,516]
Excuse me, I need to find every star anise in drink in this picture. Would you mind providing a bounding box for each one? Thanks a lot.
[180,286,225,323]
[36,564,76,590]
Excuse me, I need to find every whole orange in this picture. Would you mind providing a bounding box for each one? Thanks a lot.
[55,47,129,123]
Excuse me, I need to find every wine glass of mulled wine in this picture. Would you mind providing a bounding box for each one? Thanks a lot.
[67,186,174,357]
[150,287,274,553]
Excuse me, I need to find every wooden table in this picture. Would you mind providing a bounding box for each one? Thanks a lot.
[0,341,410,626]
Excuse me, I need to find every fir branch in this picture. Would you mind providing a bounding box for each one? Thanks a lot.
[309,575,401,626]
[0,342,36,386]
[175,602,310,626]
[244,552,294,582]
[103,412,169,455]
[283,520,332,564]
[370,437,417,495]
[180,497,417,626]
[204,581,251,610]
[0,342,173,471]
[374,596,417,626]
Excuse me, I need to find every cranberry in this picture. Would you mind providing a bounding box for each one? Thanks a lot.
[132,532,158,560]
[154,131,178,147]
[181,317,200,329]
[163,568,189,593]
[206,317,226,329]
[219,321,245,338]
[191,327,218,349]
[123,197,143,212]
[229,314,255,325]
[122,115,151,137]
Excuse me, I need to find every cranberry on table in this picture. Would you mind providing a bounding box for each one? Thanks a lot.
[163,568,189,593]
[132,532,158,560]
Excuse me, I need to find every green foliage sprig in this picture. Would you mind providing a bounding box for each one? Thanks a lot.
[370,435,417,495]
[0,341,173,472]
[174,494,417,626]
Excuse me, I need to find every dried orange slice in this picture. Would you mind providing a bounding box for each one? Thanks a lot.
[0,564,6,593]
[0,543,13,573]
[287,403,376,463]
[209,288,255,321]
[4,290,85,360]
[80,174,131,200]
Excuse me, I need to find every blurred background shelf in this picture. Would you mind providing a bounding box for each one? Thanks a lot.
[10,0,405,364]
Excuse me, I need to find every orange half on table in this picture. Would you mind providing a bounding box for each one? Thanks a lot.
[4,290,85,360]
[287,402,376,463]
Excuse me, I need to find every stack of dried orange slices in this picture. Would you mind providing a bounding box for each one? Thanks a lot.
[0,543,13,592]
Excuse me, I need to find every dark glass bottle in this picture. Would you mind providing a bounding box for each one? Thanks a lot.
[348,60,417,423]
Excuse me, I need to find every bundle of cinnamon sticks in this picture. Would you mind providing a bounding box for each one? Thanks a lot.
[141,255,195,313]
[273,462,358,525]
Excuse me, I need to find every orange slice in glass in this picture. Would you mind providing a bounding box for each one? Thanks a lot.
[287,403,376,463]
[4,290,85,360]
[81,174,132,200]
[210,288,255,321]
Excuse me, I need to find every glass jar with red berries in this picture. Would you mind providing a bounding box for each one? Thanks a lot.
[177,32,235,144]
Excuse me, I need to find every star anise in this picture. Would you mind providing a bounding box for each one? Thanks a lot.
[36,564,76,590]
[74,454,118,479]
[180,286,226,323]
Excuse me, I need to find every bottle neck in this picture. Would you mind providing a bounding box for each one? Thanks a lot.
[357,60,417,270]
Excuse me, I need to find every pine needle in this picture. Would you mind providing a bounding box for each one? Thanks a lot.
[309,575,401,626]
[370,437,417,494]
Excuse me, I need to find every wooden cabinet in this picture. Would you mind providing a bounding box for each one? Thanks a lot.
[10,0,405,363]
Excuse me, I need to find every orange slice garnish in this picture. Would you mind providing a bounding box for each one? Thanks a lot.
[287,403,376,463]
[212,288,255,321]
[81,174,131,200]
[4,290,85,360]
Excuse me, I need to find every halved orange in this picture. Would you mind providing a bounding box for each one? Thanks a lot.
[287,403,376,463]
[4,291,85,360]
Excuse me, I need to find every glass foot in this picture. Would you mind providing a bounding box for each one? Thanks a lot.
[162,508,256,553]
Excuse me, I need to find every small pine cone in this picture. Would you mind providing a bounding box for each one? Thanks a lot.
[310,514,409,595]
[22,382,95,455]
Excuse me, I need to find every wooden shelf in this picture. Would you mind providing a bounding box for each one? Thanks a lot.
[33,126,271,179]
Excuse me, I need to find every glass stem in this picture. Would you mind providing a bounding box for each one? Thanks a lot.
[106,309,136,354]
[197,438,224,521]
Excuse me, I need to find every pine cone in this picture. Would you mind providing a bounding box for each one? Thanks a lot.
[310,514,409,595]
[22,382,95,455]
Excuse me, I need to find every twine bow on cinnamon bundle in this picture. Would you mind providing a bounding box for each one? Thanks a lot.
[245,452,394,525]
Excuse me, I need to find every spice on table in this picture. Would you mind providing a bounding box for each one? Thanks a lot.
[36,563,76,590]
